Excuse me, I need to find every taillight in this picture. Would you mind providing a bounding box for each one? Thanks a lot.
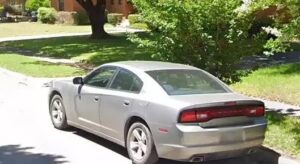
[245,106,265,117]
[180,111,197,123]
[179,105,265,123]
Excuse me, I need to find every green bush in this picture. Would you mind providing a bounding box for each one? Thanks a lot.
[26,0,50,11]
[128,14,142,24]
[130,0,300,83]
[76,11,90,25]
[38,7,57,24]
[107,13,123,26]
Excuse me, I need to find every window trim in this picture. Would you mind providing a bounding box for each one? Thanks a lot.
[108,68,144,94]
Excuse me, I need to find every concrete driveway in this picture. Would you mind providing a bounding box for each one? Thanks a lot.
[0,68,298,164]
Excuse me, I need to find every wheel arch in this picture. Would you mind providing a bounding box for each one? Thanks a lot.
[49,90,62,107]
[124,116,151,145]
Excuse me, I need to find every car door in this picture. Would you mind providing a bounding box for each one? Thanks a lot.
[99,68,143,140]
[74,66,117,130]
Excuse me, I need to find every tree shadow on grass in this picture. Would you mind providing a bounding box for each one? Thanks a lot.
[1,33,154,67]
[0,145,67,164]
[20,60,89,73]
[280,63,300,75]
[266,108,300,117]
[266,111,300,156]
[240,50,300,71]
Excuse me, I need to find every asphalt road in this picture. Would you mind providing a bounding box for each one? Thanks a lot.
[0,68,298,164]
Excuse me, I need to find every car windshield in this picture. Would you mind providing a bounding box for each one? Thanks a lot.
[147,69,229,95]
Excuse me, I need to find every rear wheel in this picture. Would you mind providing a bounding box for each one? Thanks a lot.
[49,94,69,130]
[126,122,158,164]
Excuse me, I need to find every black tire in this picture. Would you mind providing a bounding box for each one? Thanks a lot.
[49,94,69,130]
[126,122,159,164]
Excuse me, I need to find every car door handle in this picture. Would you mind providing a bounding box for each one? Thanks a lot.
[94,96,100,102]
[123,100,130,106]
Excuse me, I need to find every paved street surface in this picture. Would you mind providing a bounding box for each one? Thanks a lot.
[0,68,299,164]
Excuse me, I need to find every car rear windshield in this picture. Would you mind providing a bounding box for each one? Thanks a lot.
[147,69,229,95]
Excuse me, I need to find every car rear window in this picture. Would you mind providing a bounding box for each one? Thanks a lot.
[146,69,229,95]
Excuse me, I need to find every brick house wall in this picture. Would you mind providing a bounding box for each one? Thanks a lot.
[51,0,134,17]
[51,0,78,12]
[0,0,5,6]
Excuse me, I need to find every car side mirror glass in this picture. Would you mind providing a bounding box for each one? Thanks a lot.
[73,77,84,85]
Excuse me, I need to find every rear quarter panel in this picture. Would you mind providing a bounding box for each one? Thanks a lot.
[145,99,188,148]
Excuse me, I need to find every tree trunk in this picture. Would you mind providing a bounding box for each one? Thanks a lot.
[76,0,109,39]
[89,8,109,39]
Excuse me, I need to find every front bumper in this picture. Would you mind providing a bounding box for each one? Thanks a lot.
[156,120,267,162]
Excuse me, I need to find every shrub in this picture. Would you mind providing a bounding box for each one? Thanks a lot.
[130,0,300,83]
[56,11,78,25]
[128,14,142,24]
[107,13,123,26]
[76,11,90,25]
[38,7,57,24]
[26,0,50,11]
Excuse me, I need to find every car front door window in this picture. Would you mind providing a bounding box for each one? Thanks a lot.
[84,67,117,88]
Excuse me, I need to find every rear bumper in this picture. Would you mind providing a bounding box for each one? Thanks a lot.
[158,138,262,161]
[156,119,267,162]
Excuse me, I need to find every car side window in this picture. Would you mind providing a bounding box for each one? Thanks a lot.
[110,69,143,93]
[84,67,117,88]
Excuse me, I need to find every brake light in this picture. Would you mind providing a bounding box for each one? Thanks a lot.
[179,105,265,123]
[180,111,197,123]
[245,106,265,117]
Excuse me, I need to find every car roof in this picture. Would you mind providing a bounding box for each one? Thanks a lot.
[104,61,199,71]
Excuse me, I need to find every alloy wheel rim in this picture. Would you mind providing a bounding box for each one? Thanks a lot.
[129,128,148,161]
[52,99,64,124]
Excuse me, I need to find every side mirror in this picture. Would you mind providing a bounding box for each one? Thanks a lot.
[73,77,84,85]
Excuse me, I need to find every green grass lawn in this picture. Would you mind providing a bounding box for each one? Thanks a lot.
[0,22,93,38]
[232,63,300,157]
[231,63,300,106]
[1,35,153,66]
[265,112,300,156]
[0,22,116,38]
[0,53,84,77]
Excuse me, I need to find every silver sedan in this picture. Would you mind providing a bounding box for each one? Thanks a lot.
[48,61,267,164]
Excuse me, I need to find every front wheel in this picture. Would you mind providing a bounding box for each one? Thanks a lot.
[49,94,69,130]
[126,122,158,164]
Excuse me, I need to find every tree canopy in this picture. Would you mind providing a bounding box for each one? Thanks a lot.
[130,0,300,83]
